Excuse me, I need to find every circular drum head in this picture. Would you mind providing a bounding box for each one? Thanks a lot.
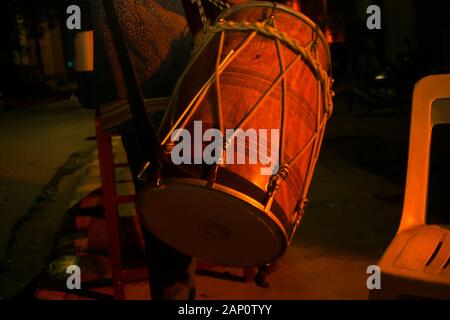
[136,182,287,267]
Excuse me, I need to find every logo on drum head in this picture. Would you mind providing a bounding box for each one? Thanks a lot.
[170,121,280,176]
[200,223,231,242]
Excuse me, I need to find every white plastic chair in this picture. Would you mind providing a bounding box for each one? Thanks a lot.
[371,74,450,300]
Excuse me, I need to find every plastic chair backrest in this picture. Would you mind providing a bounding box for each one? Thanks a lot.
[399,74,450,232]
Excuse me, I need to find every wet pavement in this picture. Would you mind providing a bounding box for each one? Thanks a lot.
[0,99,95,299]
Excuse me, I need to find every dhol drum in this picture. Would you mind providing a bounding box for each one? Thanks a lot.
[136,1,334,267]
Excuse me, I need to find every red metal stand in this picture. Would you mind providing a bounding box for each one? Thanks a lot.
[95,114,147,299]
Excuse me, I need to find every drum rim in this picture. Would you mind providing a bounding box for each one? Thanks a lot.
[136,177,289,266]
[216,1,332,72]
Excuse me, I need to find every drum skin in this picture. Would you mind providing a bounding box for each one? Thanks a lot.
[137,2,332,267]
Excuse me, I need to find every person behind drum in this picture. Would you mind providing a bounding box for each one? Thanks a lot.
[93,0,300,300]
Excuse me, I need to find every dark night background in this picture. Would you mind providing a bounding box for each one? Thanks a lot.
[1,1,449,95]
[1,0,449,102]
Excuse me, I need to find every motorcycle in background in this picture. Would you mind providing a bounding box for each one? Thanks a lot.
[350,48,421,116]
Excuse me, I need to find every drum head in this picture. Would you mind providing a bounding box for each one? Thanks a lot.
[136,181,287,267]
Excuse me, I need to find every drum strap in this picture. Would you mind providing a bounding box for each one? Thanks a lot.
[102,0,164,173]
[191,0,230,33]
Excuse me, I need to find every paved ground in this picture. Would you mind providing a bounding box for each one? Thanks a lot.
[0,96,414,299]
[0,100,95,299]
[39,106,414,300]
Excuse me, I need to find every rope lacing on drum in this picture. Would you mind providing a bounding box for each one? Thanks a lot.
[288,198,308,243]
[264,165,289,210]
[295,198,308,220]
[268,165,289,193]
[166,3,335,161]
[206,19,334,116]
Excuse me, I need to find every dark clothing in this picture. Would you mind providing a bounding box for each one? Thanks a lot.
[120,120,196,300]
[92,0,196,299]
[92,0,193,102]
